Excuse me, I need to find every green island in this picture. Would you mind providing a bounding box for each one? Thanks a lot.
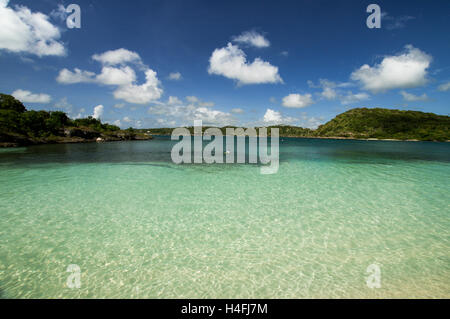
[1,93,449,147]
[0,93,152,147]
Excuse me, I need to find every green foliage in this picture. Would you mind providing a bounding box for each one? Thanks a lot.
[316,108,450,141]
[0,94,26,113]
[0,94,120,143]
[72,116,120,132]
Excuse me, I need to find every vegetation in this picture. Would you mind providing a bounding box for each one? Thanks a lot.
[0,93,150,147]
[315,108,449,141]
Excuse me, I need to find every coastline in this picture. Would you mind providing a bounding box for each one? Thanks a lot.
[0,133,153,148]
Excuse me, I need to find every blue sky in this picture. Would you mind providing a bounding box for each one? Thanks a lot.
[1,0,449,128]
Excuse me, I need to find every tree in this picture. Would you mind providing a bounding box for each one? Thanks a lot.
[0,94,26,113]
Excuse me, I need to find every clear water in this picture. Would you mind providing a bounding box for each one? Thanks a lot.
[0,137,449,298]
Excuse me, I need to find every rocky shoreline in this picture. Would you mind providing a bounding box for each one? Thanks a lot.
[0,128,153,148]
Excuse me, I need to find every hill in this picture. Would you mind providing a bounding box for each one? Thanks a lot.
[315,108,449,141]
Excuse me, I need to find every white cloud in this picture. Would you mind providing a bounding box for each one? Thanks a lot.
[96,66,136,86]
[438,82,450,92]
[12,89,51,103]
[263,109,297,125]
[232,30,270,48]
[351,45,432,93]
[0,0,65,56]
[92,48,141,66]
[113,69,163,104]
[400,91,428,102]
[208,43,282,85]
[340,92,370,105]
[168,96,183,105]
[57,49,163,104]
[57,66,137,86]
[309,79,340,100]
[93,105,104,119]
[231,108,244,114]
[57,68,96,84]
[321,87,337,100]
[113,103,125,109]
[263,109,282,123]
[282,93,314,108]
[148,96,235,127]
[50,4,66,21]
[168,72,182,80]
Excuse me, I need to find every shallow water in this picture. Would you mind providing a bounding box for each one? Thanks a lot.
[0,137,449,298]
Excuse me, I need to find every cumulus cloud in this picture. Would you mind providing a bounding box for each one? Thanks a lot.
[12,89,51,103]
[232,30,270,48]
[351,45,432,93]
[57,49,163,104]
[93,105,104,119]
[92,48,142,66]
[438,82,450,92]
[263,109,297,125]
[321,87,337,100]
[340,92,370,105]
[49,4,67,21]
[113,69,163,104]
[148,96,235,127]
[208,43,282,85]
[57,66,136,86]
[400,91,429,102]
[168,72,182,80]
[308,79,342,100]
[0,0,65,56]
[282,93,314,108]
[56,68,96,84]
[95,66,136,86]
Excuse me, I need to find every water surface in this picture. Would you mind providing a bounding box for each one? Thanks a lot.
[0,137,449,298]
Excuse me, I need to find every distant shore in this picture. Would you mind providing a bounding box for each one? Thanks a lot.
[147,132,449,143]
[0,132,153,148]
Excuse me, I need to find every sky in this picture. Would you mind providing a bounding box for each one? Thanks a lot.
[0,0,449,129]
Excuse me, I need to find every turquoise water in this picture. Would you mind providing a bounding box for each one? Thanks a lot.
[0,137,449,298]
